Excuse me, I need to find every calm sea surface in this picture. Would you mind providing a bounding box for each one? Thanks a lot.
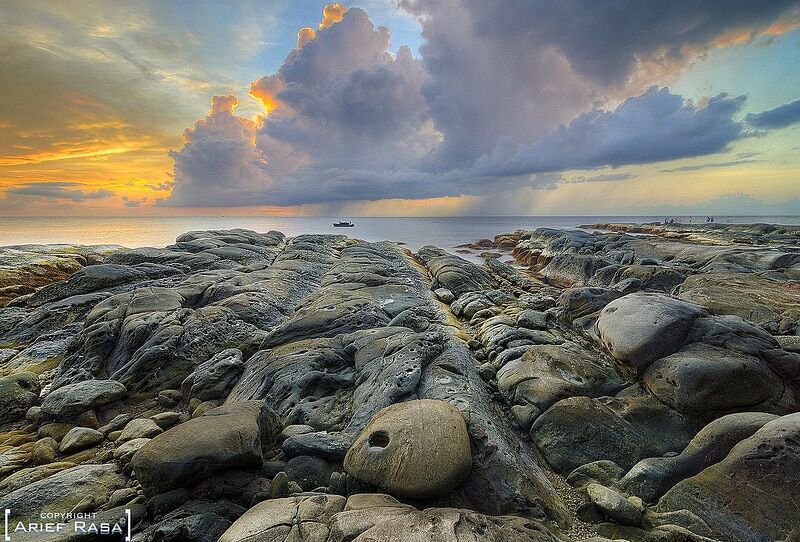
[2,216,800,253]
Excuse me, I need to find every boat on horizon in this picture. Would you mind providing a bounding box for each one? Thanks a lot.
[333,220,355,227]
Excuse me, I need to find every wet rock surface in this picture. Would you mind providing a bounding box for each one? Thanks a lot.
[0,222,798,541]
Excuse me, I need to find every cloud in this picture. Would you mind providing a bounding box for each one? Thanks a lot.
[746,98,800,129]
[320,3,347,29]
[165,1,799,209]
[5,182,114,202]
[564,173,637,184]
[165,95,269,207]
[474,87,746,177]
[661,159,762,173]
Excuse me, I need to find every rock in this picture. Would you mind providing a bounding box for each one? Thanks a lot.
[158,389,183,406]
[278,424,314,441]
[596,293,707,372]
[282,431,352,460]
[117,417,163,443]
[221,493,563,542]
[268,471,289,499]
[344,399,472,499]
[516,309,548,329]
[497,343,625,418]
[643,343,797,417]
[0,372,40,424]
[32,437,58,464]
[147,488,190,517]
[219,494,346,542]
[59,427,104,453]
[620,412,777,502]
[192,399,220,418]
[38,422,73,442]
[131,400,280,494]
[657,413,800,541]
[284,455,334,492]
[566,460,625,491]
[0,461,76,494]
[151,411,181,429]
[0,463,127,522]
[531,394,696,474]
[181,348,244,402]
[433,287,455,304]
[113,437,151,463]
[587,483,642,526]
[559,287,623,319]
[329,497,564,542]
[40,379,127,418]
[679,271,800,327]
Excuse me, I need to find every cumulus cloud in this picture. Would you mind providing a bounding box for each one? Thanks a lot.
[6,182,114,202]
[166,95,270,207]
[746,98,800,129]
[165,1,800,208]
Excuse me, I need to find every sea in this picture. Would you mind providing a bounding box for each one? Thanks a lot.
[2,216,800,253]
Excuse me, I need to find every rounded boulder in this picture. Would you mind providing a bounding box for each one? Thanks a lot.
[344,399,471,499]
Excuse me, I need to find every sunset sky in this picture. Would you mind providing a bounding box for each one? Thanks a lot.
[1,0,799,216]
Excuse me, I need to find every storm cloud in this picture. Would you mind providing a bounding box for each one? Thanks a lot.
[165,1,800,208]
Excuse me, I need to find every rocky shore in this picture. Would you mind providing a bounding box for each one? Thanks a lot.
[0,223,798,541]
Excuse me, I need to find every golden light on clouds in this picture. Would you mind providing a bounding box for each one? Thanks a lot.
[319,3,347,29]
[249,75,284,114]
[297,27,316,48]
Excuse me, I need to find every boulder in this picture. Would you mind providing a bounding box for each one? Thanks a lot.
[116,418,163,443]
[344,399,472,499]
[595,293,706,372]
[40,379,127,418]
[0,463,127,522]
[531,394,696,474]
[59,427,104,453]
[643,343,797,417]
[620,412,777,502]
[131,400,280,494]
[558,287,623,319]
[587,483,642,526]
[219,494,346,542]
[285,455,335,491]
[0,372,40,424]
[657,413,800,541]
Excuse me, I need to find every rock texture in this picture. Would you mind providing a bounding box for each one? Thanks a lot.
[1,222,798,542]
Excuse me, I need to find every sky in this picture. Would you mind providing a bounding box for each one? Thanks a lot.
[0,0,799,217]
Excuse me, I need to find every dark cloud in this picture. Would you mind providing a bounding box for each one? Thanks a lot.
[165,1,798,208]
[460,0,800,85]
[746,98,800,129]
[6,182,114,201]
[474,88,746,177]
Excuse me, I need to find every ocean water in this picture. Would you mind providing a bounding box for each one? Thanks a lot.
[2,215,800,253]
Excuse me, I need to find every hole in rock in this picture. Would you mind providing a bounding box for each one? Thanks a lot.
[368,430,390,449]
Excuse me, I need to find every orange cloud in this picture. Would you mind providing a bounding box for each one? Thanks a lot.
[714,13,800,47]
[319,3,346,29]
[297,27,316,48]
[249,75,285,114]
